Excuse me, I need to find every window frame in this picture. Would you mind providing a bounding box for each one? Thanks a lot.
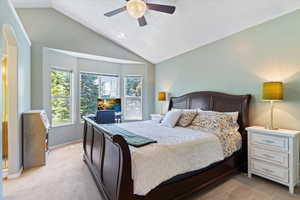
[50,67,74,127]
[123,75,143,121]
[98,74,120,99]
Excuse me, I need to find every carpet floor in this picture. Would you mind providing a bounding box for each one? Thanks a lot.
[4,143,300,200]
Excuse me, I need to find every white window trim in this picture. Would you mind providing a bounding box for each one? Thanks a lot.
[123,75,143,121]
[50,67,75,127]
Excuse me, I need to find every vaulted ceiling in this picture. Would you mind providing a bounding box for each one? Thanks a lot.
[12,0,300,63]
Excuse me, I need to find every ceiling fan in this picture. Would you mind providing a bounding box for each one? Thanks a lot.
[104,0,176,27]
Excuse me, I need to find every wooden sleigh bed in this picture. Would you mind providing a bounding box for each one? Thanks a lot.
[83,91,251,200]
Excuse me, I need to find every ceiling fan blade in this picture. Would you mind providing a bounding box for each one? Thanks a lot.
[138,16,147,27]
[104,7,126,17]
[146,3,176,14]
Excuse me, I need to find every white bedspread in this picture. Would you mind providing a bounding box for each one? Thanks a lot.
[117,121,225,196]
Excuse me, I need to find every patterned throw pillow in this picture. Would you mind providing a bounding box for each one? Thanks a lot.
[177,111,197,127]
[191,111,239,133]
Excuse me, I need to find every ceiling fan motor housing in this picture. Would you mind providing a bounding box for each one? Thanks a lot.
[126,0,147,19]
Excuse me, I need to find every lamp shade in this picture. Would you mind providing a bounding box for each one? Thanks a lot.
[158,92,166,101]
[262,82,283,100]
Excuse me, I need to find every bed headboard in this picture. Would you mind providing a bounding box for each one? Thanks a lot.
[169,91,251,171]
[168,91,251,132]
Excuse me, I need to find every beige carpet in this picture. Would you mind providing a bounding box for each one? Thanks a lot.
[4,143,300,200]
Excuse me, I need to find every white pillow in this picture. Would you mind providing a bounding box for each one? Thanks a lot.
[161,110,182,128]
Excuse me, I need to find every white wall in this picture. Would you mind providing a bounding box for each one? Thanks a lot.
[44,49,151,146]
[0,0,31,179]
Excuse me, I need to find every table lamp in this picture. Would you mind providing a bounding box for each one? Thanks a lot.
[158,92,166,114]
[262,82,283,130]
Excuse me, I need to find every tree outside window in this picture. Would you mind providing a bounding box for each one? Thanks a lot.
[51,69,73,125]
[80,73,99,120]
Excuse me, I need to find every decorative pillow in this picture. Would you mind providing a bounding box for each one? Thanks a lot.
[191,111,239,133]
[177,111,197,127]
[172,108,203,113]
[160,110,182,128]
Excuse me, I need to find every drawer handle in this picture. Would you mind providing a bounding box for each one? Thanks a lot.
[262,139,275,144]
[262,168,274,174]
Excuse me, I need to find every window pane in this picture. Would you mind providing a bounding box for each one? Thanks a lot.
[51,70,71,97]
[51,97,72,124]
[99,75,119,98]
[125,76,142,97]
[124,76,143,120]
[80,73,99,119]
[51,69,72,125]
[125,98,142,120]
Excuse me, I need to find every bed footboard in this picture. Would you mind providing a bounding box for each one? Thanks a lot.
[83,118,133,200]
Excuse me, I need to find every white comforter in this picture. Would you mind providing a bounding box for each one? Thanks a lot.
[117,121,225,196]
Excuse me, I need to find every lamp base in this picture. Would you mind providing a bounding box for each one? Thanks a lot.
[160,101,164,115]
[265,100,279,130]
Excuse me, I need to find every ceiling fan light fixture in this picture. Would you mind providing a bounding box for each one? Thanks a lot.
[126,0,147,19]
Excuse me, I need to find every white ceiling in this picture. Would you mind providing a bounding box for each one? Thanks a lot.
[12,0,300,64]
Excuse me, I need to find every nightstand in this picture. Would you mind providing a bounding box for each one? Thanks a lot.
[150,114,164,123]
[246,126,300,194]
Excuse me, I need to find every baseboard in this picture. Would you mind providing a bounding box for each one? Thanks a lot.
[7,167,23,179]
[49,139,83,150]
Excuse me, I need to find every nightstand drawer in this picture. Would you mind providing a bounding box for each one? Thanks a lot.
[251,160,289,183]
[251,147,288,167]
[251,133,288,152]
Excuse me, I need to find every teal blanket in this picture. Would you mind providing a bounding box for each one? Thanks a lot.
[98,124,157,147]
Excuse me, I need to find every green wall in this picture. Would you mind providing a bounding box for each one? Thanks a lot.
[156,10,300,130]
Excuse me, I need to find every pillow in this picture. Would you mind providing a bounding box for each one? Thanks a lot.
[160,110,182,128]
[172,108,203,113]
[191,111,239,133]
[197,110,239,121]
[177,111,197,127]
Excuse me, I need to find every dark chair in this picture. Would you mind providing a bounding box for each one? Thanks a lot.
[95,110,116,124]
[86,114,96,121]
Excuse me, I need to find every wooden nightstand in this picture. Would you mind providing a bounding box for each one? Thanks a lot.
[246,126,300,194]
